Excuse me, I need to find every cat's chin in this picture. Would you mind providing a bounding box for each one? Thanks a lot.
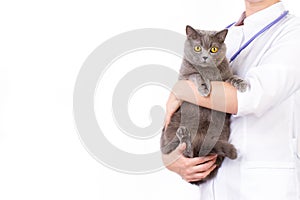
[196,63,214,68]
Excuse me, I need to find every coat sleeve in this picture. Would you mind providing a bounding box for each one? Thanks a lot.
[235,20,300,117]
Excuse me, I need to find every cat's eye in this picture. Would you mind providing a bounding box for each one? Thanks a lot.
[210,47,218,53]
[194,46,202,52]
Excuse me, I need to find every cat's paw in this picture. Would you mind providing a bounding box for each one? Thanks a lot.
[176,126,190,140]
[176,126,193,158]
[235,80,248,92]
[227,75,248,92]
[198,83,211,97]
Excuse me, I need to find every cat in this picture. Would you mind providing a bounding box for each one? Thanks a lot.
[160,25,248,185]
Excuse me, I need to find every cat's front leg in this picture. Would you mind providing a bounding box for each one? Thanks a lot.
[190,74,211,97]
[226,75,248,92]
[200,78,211,97]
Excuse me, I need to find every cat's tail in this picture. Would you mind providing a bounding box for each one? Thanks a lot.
[212,140,237,159]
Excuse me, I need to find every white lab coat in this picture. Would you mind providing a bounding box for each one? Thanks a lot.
[200,2,300,200]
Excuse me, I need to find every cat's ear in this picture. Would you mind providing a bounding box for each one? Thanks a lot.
[186,25,198,39]
[215,29,228,43]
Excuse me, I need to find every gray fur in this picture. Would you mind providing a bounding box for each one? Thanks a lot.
[160,26,248,185]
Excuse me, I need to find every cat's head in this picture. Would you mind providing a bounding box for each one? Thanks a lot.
[184,25,228,68]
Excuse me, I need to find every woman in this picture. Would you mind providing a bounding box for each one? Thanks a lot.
[163,0,300,199]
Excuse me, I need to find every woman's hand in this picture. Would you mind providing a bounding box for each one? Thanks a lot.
[162,143,217,183]
[164,92,182,130]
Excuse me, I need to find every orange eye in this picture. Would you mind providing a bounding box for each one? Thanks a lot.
[210,47,218,53]
[194,46,201,52]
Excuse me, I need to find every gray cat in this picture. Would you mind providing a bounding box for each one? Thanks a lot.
[160,25,248,185]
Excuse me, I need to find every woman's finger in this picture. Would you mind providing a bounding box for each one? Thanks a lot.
[185,164,217,182]
[163,115,171,130]
[188,154,217,166]
[182,158,216,178]
[191,158,217,173]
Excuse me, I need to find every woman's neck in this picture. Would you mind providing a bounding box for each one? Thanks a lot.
[245,0,280,17]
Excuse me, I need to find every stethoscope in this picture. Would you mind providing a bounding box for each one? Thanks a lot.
[226,10,289,63]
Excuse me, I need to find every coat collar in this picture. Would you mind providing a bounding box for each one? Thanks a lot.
[243,2,286,26]
[234,2,286,41]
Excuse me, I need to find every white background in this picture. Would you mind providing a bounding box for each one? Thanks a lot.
[0,0,299,200]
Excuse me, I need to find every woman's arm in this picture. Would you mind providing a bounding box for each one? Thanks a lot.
[164,80,238,128]
[174,80,238,113]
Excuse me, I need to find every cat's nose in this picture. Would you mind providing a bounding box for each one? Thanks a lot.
[203,56,208,60]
